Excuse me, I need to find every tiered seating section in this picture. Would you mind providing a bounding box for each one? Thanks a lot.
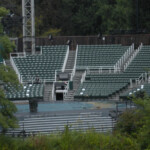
[7,112,115,135]
[4,84,44,100]
[120,83,150,99]
[13,45,68,82]
[125,45,150,75]
[74,45,150,100]
[76,44,129,69]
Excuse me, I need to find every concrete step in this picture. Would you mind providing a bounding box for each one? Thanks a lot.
[64,71,84,101]
[65,50,76,71]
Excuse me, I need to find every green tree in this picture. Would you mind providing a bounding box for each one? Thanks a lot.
[115,94,150,149]
[134,95,150,149]
[0,7,19,133]
[0,7,9,34]
[0,35,15,59]
[0,6,15,59]
[0,66,19,133]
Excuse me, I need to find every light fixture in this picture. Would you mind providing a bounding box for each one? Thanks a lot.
[80,92,83,95]
[82,88,85,91]
[137,88,140,91]
[48,34,53,41]
[141,85,144,89]
[129,92,132,95]
[102,37,105,41]
[66,40,72,45]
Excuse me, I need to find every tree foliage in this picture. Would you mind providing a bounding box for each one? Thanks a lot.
[0,66,19,132]
[0,7,19,132]
[115,94,150,149]
[0,89,18,133]
[0,7,15,59]
[0,128,140,150]
[1,0,150,36]
[0,35,15,59]
[0,7,9,34]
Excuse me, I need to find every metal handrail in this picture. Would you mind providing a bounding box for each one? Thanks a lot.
[81,70,87,83]
[10,55,21,83]
[52,82,55,100]
[123,43,143,71]
[62,46,69,72]
[73,45,78,74]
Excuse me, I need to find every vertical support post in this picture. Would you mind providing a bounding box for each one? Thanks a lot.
[130,79,133,88]
[145,72,147,81]
[22,0,35,54]
[55,70,57,82]
[31,0,35,55]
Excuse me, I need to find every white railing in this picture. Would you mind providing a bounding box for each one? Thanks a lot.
[148,72,150,83]
[123,43,143,71]
[130,79,133,88]
[62,46,69,72]
[81,70,87,83]
[63,81,69,98]
[72,45,78,77]
[85,66,116,74]
[20,74,55,84]
[114,44,135,73]
[10,54,21,83]
[40,46,42,55]
[52,82,55,100]
[136,73,144,85]
[129,72,148,88]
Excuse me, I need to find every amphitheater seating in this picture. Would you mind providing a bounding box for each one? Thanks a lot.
[74,45,150,100]
[125,45,150,74]
[13,45,68,82]
[76,44,129,70]
[4,83,44,100]
[120,83,150,99]
[74,82,128,99]
[6,112,115,135]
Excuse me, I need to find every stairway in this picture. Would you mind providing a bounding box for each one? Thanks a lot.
[64,71,84,101]
[64,50,76,74]
[43,83,53,101]
[6,111,116,136]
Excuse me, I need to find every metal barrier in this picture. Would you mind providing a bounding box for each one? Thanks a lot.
[51,82,55,100]
[72,45,78,77]
[85,66,117,74]
[135,73,148,85]
[10,53,25,83]
[62,45,69,72]
[123,43,143,71]
[114,43,135,72]
[81,70,87,83]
